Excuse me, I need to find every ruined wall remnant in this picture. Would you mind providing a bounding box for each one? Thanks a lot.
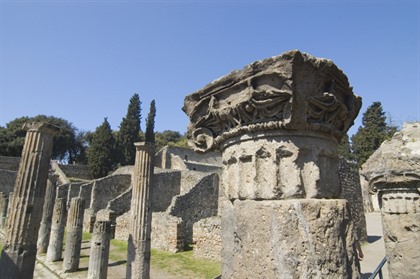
[361,122,420,279]
[183,50,362,278]
[0,122,59,278]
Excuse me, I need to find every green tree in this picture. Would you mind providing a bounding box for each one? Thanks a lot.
[351,101,397,166]
[87,118,116,178]
[116,93,141,165]
[155,130,190,151]
[145,100,156,144]
[337,133,354,161]
[0,115,86,163]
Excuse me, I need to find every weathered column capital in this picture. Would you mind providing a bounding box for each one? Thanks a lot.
[183,50,361,153]
[23,122,60,136]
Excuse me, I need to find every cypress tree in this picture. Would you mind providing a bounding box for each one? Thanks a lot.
[116,93,141,165]
[145,100,156,144]
[87,118,116,178]
[351,101,397,167]
[338,133,354,161]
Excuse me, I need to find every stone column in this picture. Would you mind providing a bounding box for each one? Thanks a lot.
[183,50,362,278]
[126,142,155,279]
[0,191,9,231]
[96,209,117,239]
[0,122,59,279]
[46,198,67,262]
[37,174,58,254]
[370,174,420,279]
[63,197,85,272]
[87,220,112,279]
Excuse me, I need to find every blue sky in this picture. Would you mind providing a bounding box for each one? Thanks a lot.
[0,1,419,137]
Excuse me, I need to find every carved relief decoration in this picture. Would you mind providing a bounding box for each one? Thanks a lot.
[184,50,362,153]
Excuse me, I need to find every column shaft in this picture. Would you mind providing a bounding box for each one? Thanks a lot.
[126,142,155,279]
[87,220,112,279]
[0,122,59,279]
[46,198,67,262]
[37,175,58,253]
[62,197,85,272]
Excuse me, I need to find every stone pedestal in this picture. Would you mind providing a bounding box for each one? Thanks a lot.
[371,175,420,279]
[0,122,59,279]
[37,174,58,254]
[88,220,112,279]
[183,50,362,278]
[126,142,155,279]
[46,198,67,262]
[63,197,85,272]
[0,192,9,231]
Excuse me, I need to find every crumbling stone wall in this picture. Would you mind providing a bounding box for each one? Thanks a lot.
[57,164,93,180]
[0,156,20,171]
[339,157,367,242]
[168,173,219,244]
[90,174,131,212]
[193,217,221,261]
[155,146,222,170]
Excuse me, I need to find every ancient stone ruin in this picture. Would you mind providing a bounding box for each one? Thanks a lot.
[361,122,420,279]
[184,50,362,278]
[0,122,59,278]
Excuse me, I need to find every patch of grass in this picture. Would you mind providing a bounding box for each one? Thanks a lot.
[151,245,221,279]
[82,231,92,241]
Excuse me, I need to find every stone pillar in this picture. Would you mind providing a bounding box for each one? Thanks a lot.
[63,197,85,272]
[183,50,362,278]
[126,142,155,279]
[46,198,67,262]
[0,192,9,231]
[370,174,420,279]
[37,174,58,254]
[87,220,112,279]
[96,209,117,239]
[0,122,59,279]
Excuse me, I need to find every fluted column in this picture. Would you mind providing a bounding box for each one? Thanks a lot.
[126,142,155,279]
[46,198,67,262]
[0,122,59,279]
[62,197,85,272]
[88,220,112,279]
[37,174,58,253]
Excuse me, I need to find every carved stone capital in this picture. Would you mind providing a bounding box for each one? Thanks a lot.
[183,50,361,153]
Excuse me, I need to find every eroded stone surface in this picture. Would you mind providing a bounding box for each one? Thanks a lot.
[221,199,358,279]
[0,122,59,279]
[183,50,361,153]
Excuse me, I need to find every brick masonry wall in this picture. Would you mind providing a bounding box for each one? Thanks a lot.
[58,164,93,180]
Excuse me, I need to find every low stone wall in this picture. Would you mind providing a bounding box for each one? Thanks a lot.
[155,146,222,170]
[168,172,219,244]
[79,182,94,209]
[338,158,367,242]
[0,156,20,171]
[151,213,186,252]
[152,169,181,212]
[193,217,221,261]
[58,164,93,180]
[106,188,132,215]
[90,174,131,212]
[0,170,17,193]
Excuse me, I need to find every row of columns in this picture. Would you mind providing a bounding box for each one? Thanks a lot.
[0,121,154,279]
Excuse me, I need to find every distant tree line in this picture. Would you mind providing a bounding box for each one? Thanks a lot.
[0,93,188,179]
[0,98,396,178]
